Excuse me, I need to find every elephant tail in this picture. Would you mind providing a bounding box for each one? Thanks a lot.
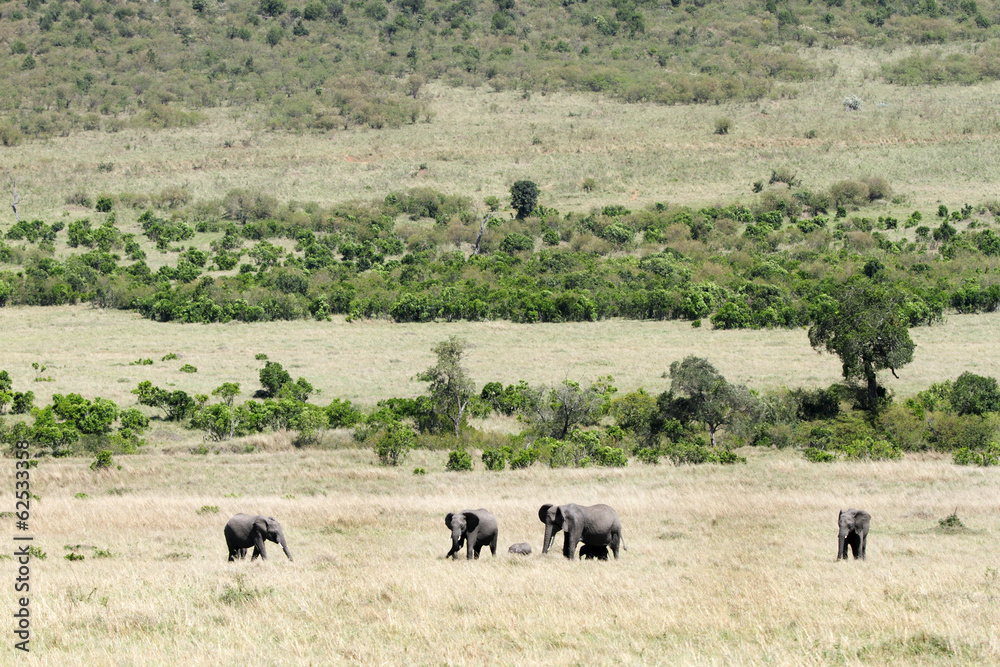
[620,534,627,552]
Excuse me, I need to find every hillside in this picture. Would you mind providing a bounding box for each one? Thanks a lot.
[1,0,999,140]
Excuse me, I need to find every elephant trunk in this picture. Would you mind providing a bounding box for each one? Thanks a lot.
[543,523,555,554]
[278,533,293,561]
[837,533,846,560]
[448,525,463,557]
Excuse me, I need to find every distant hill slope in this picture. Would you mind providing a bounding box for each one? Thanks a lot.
[0,0,997,142]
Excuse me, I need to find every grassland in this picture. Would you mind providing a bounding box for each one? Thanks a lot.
[4,305,1000,410]
[2,445,997,664]
[6,67,1000,222]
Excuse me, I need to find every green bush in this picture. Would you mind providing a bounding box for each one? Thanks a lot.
[482,448,507,471]
[373,421,414,466]
[802,447,837,463]
[663,441,747,465]
[952,444,1000,466]
[179,364,198,373]
[90,450,115,471]
[510,180,539,219]
[509,445,539,469]
[842,436,902,461]
[446,448,474,471]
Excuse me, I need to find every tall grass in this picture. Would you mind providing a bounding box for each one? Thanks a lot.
[4,447,997,663]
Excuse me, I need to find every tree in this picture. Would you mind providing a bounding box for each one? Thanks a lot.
[950,372,1000,416]
[259,361,292,398]
[662,356,759,447]
[522,376,616,440]
[212,383,241,407]
[510,180,539,219]
[416,337,476,437]
[808,279,915,415]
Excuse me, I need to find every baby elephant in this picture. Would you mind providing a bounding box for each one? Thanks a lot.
[579,544,609,561]
[445,509,498,559]
[837,508,871,560]
[224,513,293,562]
[508,542,532,556]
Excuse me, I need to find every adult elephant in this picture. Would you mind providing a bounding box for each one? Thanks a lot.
[837,508,870,561]
[224,514,293,562]
[445,509,498,559]
[539,503,625,560]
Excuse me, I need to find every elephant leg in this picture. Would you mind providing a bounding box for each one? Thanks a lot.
[562,532,579,560]
[610,533,621,560]
[467,528,479,560]
[490,533,497,556]
[860,533,867,560]
[228,549,237,562]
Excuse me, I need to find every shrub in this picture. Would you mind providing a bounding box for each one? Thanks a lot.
[938,512,966,531]
[95,196,114,213]
[90,450,115,471]
[509,445,539,469]
[510,180,539,219]
[179,364,198,373]
[829,180,870,208]
[500,233,534,254]
[802,447,837,462]
[950,372,1000,416]
[714,117,732,135]
[662,440,744,465]
[952,444,1000,466]
[482,448,507,471]
[582,177,597,192]
[843,95,862,111]
[326,399,363,428]
[373,421,414,466]
[446,448,474,471]
[842,436,902,461]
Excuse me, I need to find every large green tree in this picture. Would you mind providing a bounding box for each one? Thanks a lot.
[808,279,915,415]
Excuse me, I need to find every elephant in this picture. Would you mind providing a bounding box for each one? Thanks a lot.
[539,503,625,560]
[224,514,293,562]
[578,544,609,561]
[837,508,870,561]
[508,542,532,556]
[445,509,498,559]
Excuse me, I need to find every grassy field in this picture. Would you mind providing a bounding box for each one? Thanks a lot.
[5,55,1000,222]
[2,446,997,664]
[3,305,1000,411]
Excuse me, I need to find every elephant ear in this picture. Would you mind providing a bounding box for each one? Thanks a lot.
[445,513,455,529]
[463,511,480,532]
[538,504,554,523]
[252,516,268,536]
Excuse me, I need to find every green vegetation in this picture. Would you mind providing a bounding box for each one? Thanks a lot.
[2,0,996,141]
[4,183,998,331]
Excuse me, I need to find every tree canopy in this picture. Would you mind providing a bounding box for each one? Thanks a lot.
[808,278,915,414]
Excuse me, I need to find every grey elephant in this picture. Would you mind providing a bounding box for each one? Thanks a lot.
[837,508,870,560]
[539,503,625,560]
[224,514,293,562]
[445,509,498,559]
[579,544,609,560]
[508,542,532,555]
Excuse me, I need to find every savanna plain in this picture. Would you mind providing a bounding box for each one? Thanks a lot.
[4,11,1000,662]
[0,307,998,665]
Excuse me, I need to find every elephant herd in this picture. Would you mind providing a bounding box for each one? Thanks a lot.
[444,503,626,561]
[223,506,871,563]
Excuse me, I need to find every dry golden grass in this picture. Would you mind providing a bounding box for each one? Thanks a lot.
[5,47,1000,222]
[2,447,998,664]
[1,305,999,411]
